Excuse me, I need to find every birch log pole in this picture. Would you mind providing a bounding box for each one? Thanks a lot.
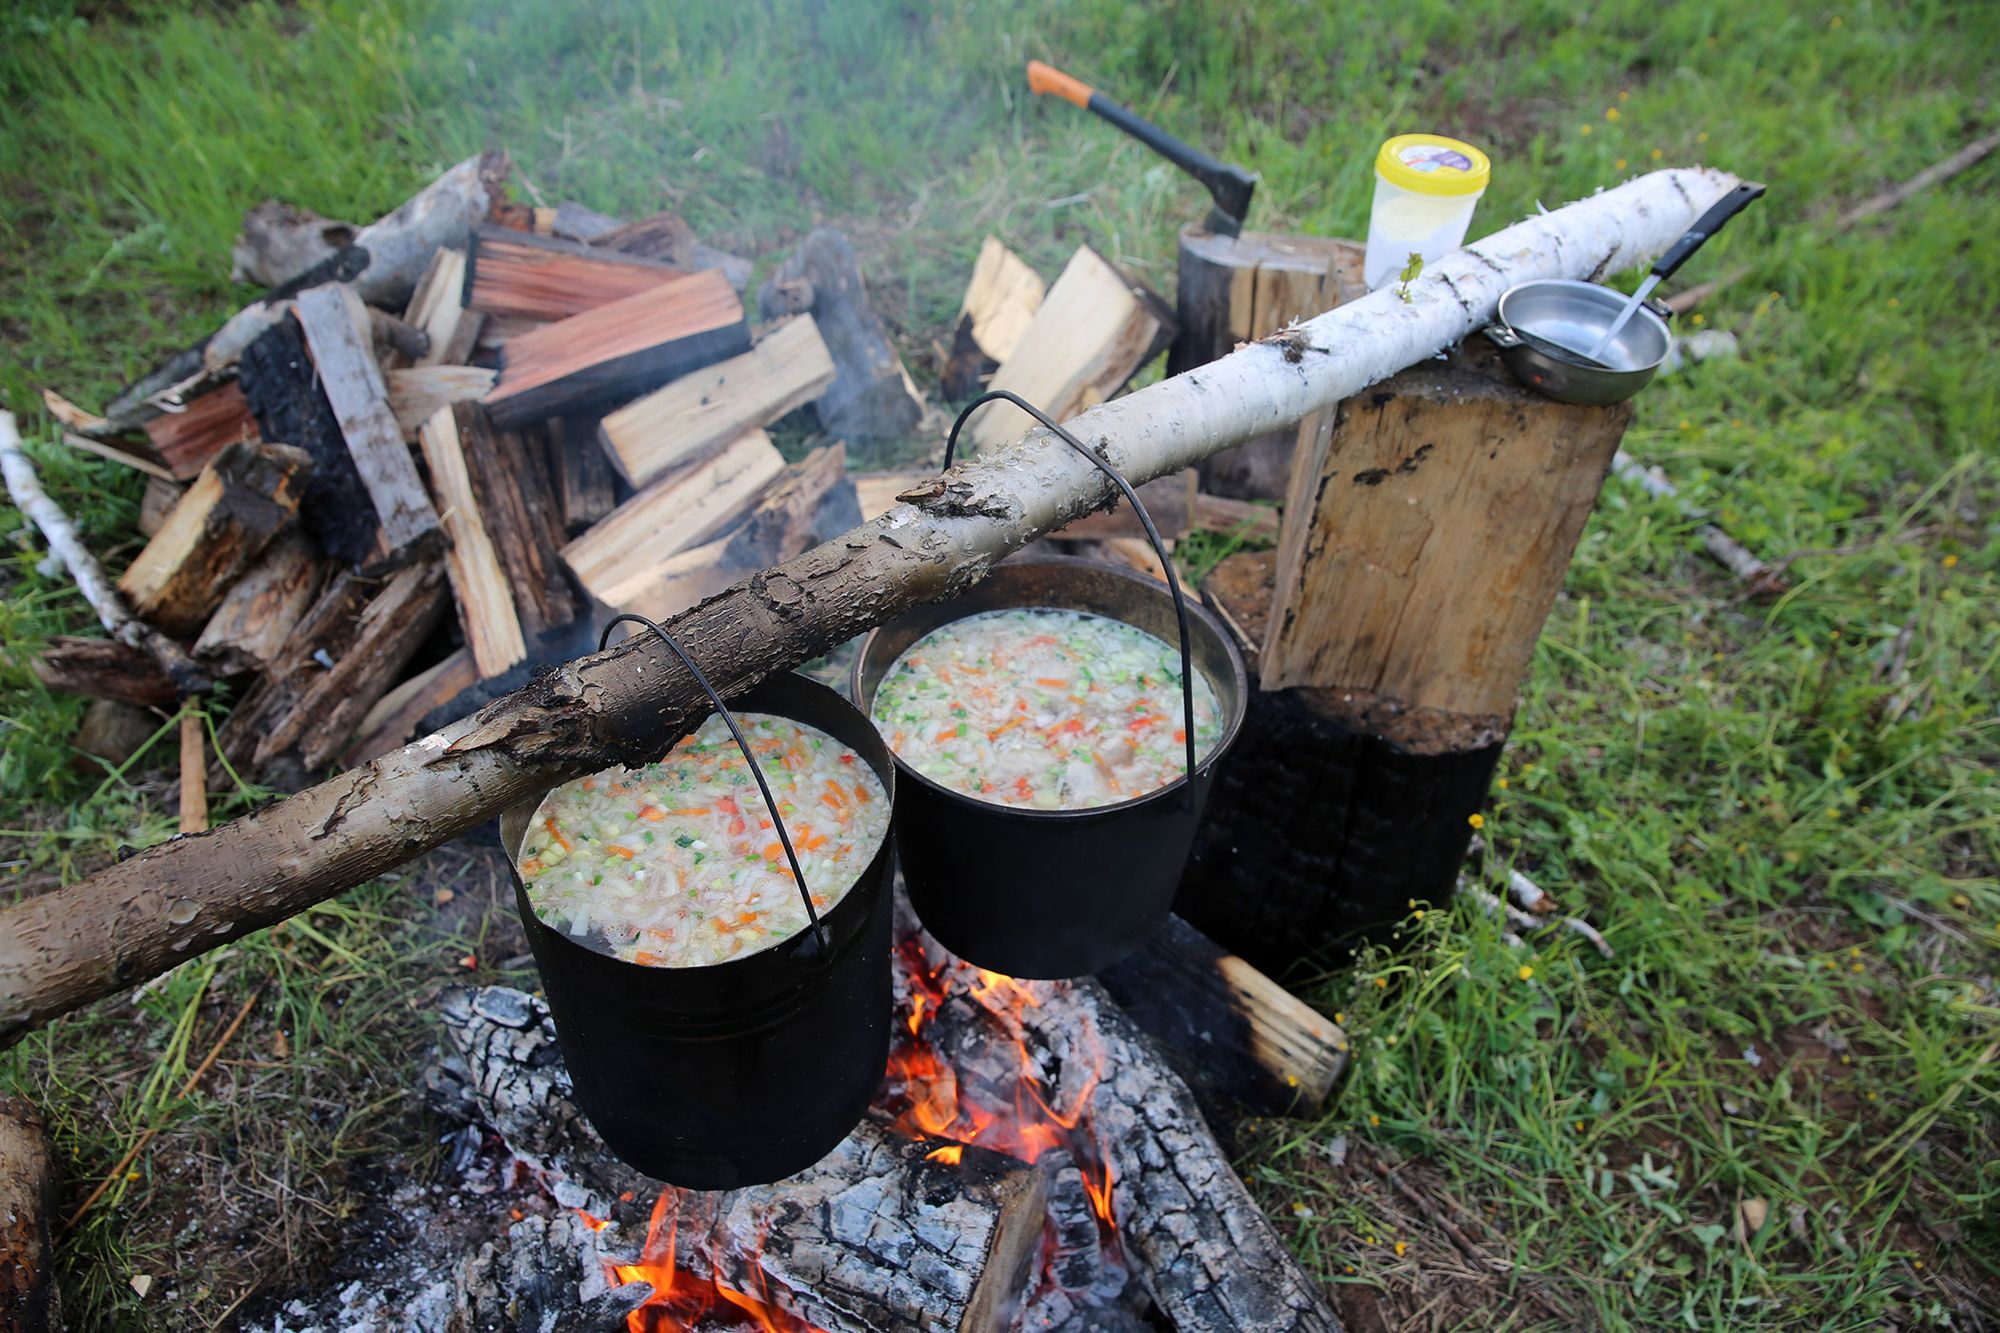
[0,168,1741,1046]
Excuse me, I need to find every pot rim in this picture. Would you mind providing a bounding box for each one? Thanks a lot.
[1495,278,1672,376]
[501,672,896,983]
[852,556,1249,823]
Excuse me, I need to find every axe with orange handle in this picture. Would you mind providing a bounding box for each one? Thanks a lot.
[1027,59,1256,237]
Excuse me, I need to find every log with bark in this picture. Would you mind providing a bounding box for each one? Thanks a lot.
[591,209,753,292]
[31,638,178,710]
[546,416,617,537]
[190,530,328,677]
[139,380,261,481]
[0,1097,59,1333]
[1,413,210,697]
[292,283,443,562]
[0,168,1742,1046]
[450,406,579,638]
[756,228,926,442]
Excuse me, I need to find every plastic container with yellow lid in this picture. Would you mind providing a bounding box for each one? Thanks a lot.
[1363,133,1492,290]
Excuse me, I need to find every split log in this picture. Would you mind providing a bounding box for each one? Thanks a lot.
[116,440,311,638]
[1096,914,1347,1120]
[419,408,527,677]
[1170,232,1365,500]
[0,1097,59,1333]
[547,416,616,536]
[484,270,751,429]
[292,283,443,561]
[228,151,507,307]
[191,530,327,677]
[0,168,1742,1044]
[598,315,836,488]
[593,210,754,293]
[139,381,260,481]
[757,228,925,442]
[405,247,485,367]
[386,365,498,440]
[452,406,578,637]
[342,648,479,767]
[600,443,859,624]
[564,430,786,609]
[216,559,450,782]
[428,987,1050,1333]
[463,226,685,321]
[942,236,1046,399]
[32,638,178,710]
[965,246,1174,452]
[2,414,210,696]
[137,476,183,539]
[237,318,382,566]
[471,313,544,357]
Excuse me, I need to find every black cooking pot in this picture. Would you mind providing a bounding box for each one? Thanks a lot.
[852,558,1247,979]
[499,672,895,1190]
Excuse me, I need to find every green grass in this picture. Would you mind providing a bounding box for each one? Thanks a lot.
[3,0,1997,1328]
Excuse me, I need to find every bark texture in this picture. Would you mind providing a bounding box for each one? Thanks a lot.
[0,168,1741,1046]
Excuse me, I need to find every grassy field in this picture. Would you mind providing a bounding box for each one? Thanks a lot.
[2,0,1996,1328]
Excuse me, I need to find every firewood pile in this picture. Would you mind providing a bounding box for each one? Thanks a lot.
[32,150,1279,791]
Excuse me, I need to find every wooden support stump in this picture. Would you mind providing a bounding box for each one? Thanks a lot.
[1169,231,1365,500]
[1176,340,1633,971]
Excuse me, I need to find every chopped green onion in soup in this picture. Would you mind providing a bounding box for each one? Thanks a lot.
[514,713,889,967]
[869,608,1222,810]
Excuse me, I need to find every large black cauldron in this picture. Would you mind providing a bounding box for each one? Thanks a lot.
[499,673,895,1189]
[852,558,1246,979]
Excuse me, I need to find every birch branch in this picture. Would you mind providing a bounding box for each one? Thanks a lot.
[1,411,210,695]
[0,167,1739,1047]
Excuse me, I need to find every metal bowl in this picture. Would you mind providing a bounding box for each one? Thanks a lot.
[1483,279,1674,405]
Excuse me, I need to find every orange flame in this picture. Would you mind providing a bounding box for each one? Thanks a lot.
[595,1189,826,1333]
[926,1145,964,1165]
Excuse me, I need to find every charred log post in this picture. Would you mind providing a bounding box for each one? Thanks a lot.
[0,1097,59,1333]
[430,987,1049,1333]
[238,318,383,566]
[1177,340,1634,973]
[0,169,1742,1047]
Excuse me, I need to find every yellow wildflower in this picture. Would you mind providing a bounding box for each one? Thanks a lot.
[1395,1240,1409,1256]
[1942,554,1958,568]
[1606,107,1620,121]
[1369,1115,1380,1128]
[1497,777,1510,790]
[1581,124,1593,136]
[1468,812,1486,830]
[1614,158,1628,170]
[1692,312,1706,326]
[1697,131,1710,144]
[1650,148,1663,160]
[1849,947,1862,958]
[1412,909,1426,920]
[1518,964,1535,982]
[1829,14,1843,27]
[1618,90,1630,103]
[1374,976,1388,988]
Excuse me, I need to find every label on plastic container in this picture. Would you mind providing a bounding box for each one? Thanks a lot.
[1398,143,1476,174]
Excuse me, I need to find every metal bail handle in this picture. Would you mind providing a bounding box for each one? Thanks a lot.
[597,613,832,962]
[944,391,1201,803]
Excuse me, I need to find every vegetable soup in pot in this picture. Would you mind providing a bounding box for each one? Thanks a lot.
[514,713,891,967]
[868,607,1223,810]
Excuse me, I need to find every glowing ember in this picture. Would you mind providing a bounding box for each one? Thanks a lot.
[925,1144,964,1165]
[583,1192,827,1333]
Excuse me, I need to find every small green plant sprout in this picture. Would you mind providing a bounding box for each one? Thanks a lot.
[1396,252,1424,302]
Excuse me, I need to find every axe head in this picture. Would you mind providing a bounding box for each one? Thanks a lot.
[1199,164,1257,237]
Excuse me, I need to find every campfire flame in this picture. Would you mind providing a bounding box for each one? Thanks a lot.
[573,934,1119,1328]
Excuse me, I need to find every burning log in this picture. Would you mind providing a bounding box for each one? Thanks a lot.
[464,225,686,321]
[599,315,837,489]
[756,229,925,442]
[115,439,311,639]
[483,270,751,428]
[963,246,1174,453]
[427,987,1050,1333]
[292,283,443,563]
[942,236,1046,400]
[0,169,1742,1046]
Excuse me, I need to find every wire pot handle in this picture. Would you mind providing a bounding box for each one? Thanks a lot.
[598,613,831,962]
[943,391,1200,800]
